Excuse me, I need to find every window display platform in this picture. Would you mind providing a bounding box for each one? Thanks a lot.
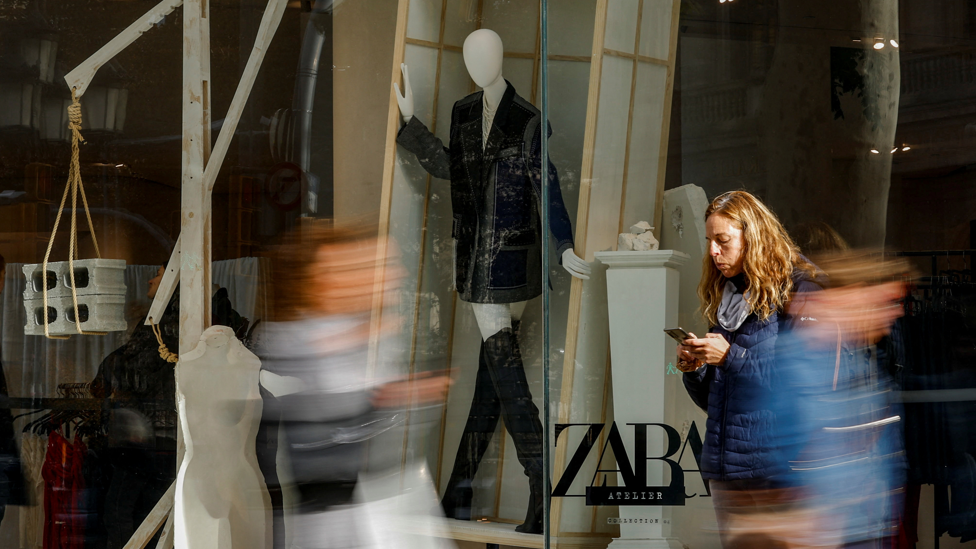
[395,516,614,549]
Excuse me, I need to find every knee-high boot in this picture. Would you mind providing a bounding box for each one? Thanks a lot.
[482,324,545,534]
[440,340,501,520]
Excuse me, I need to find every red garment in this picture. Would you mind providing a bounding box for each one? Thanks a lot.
[42,432,87,549]
[897,484,922,549]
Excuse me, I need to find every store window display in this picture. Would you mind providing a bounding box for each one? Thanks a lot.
[0,255,27,526]
[393,28,589,534]
[89,266,247,549]
[175,325,268,549]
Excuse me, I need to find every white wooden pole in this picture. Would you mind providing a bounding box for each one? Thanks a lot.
[179,0,212,354]
[175,2,210,547]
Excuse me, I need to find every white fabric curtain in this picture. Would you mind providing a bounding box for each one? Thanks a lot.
[212,256,272,326]
[0,258,270,400]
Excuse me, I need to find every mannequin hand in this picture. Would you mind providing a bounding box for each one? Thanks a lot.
[562,248,591,280]
[684,332,730,366]
[393,63,414,123]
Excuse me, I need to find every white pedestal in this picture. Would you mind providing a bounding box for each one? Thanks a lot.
[594,250,689,549]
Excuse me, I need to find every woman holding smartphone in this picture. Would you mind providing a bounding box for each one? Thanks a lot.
[676,191,821,547]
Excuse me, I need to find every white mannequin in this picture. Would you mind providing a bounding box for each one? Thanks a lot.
[394,29,591,338]
[175,326,270,549]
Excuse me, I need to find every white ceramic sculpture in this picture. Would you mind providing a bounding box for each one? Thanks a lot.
[617,221,660,251]
[174,326,270,549]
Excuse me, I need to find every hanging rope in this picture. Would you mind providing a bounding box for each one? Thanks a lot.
[149,317,179,363]
[40,88,105,339]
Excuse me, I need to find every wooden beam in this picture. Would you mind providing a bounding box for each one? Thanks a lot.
[155,511,175,549]
[651,0,683,241]
[64,0,184,96]
[367,0,410,376]
[405,37,442,48]
[204,0,287,194]
[550,0,609,536]
[617,0,644,234]
[145,236,180,325]
[547,54,591,63]
[399,0,448,485]
[175,1,209,545]
[145,0,286,326]
[179,0,212,355]
[602,48,668,66]
[122,482,175,549]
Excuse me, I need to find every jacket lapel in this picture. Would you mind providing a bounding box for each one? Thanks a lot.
[480,82,516,184]
[458,93,484,202]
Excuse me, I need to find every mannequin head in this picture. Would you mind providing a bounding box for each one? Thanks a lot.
[463,29,504,88]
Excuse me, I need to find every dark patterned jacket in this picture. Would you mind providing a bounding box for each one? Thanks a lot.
[396,82,575,304]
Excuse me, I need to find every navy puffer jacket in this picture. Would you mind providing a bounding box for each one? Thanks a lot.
[683,268,822,481]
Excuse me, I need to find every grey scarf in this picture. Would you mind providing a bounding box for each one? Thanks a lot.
[717,280,751,332]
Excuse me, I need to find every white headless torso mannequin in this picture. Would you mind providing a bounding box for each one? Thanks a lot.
[395,29,592,340]
[175,326,269,549]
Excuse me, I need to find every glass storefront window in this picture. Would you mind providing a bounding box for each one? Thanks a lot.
[0,1,972,548]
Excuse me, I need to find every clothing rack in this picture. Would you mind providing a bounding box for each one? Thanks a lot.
[894,250,976,283]
[894,250,976,549]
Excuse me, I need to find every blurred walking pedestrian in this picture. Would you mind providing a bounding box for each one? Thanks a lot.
[254,224,451,549]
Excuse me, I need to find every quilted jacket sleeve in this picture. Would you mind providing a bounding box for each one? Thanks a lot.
[396,116,451,180]
[683,364,714,412]
[524,118,575,261]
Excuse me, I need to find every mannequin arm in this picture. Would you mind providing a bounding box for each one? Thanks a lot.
[394,63,452,179]
[561,248,591,280]
[524,118,578,268]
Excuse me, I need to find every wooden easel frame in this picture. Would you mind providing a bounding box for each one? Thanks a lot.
[63,0,287,547]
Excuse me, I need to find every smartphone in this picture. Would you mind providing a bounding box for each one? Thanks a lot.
[663,327,692,344]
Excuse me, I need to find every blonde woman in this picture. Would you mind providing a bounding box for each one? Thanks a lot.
[676,191,822,545]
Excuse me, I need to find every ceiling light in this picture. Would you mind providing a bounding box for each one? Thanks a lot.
[890,39,899,48]
[891,147,898,153]
[870,149,880,154]
[902,146,910,151]
[873,42,885,50]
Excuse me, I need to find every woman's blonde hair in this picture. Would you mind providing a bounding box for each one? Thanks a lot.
[698,191,814,326]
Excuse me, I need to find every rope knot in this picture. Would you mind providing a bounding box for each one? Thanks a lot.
[68,91,85,142]
[150,318,179,363]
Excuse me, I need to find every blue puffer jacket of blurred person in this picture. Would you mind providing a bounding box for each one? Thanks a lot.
[682,268,822,481]
[770,327,907,544]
